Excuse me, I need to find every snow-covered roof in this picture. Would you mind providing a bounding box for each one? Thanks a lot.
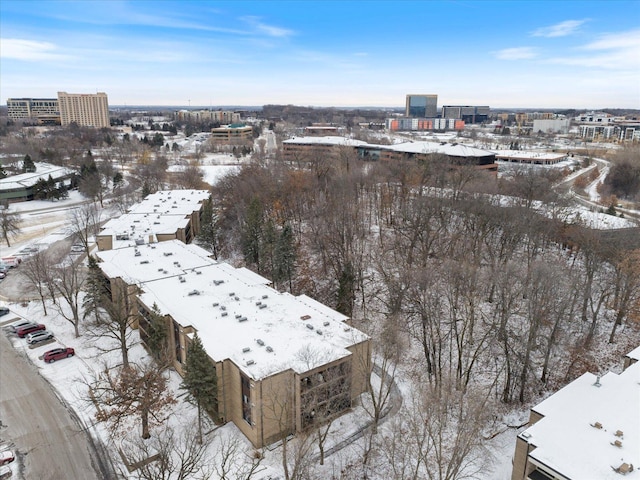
[494,150,566,161]
[0,162,74,190]
[626,345,640,362]
[381,141,495,158]
[98,240,369,381]
[126,189,209,216]
[519,359,640,479]
[98,213,190,248]
[283,136,368,147]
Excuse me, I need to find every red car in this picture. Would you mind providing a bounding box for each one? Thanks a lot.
[16,323,46,338]
[43,347,75,363]
[0,450,14,465]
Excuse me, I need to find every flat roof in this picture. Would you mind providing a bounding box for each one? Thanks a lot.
[126,189,209,216]
[98,240,369,380]
[283,136,368,147]
[494,150,566,161]
[520,359,640,479]
[98,213,190,248]
[380,141,495,158]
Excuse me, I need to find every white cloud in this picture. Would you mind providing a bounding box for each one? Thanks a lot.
[532,19,587,37]
[547,29,640,70]
[0,38,72,61]
[241,16,294,38]
[581,28,640,50]
[493,47,538,60]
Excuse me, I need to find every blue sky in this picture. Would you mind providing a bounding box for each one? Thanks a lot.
[1,1,639,109]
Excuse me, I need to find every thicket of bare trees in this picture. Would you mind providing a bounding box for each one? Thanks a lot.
[211,150,640,474]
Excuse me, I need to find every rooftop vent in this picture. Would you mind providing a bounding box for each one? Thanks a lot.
[195,270,202,275]
[266,346,273,353]
[316,330,323,335]
[256,339,265,346]
[593,376,602,387]
[592,422,603,429]
[162,269,168,274]
[134,250,141,257]
[306,324,314,330]
[242,347,251,353]
[229,292,235,296]
[301,315,311,321]
[221,311,228,317]
[611,439,623,448]
[213,280,224,285]
[259,304,267,309]
[173,261,179,265]
[246,360,255,366]
[262,294,268,299]
[220,306,226,311]
[234,296,239,301]
[140,260,149,264]
[235,314,242,319]
[158,268,163,272]
[163,252,173,257]
[256,301,262,306]
[323,321,330,327]
[179,277,186,283]
[238,317,248,323]
[212,302,219,307]
[188,290,200,296]
[615,430,624,438]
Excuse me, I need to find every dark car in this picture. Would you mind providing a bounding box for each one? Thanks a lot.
[43,347,75,363]
[16,323,46,338]
[0,307,9,317]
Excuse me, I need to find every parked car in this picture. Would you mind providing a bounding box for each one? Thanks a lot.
[0,465,12,479]
[70,244,85,254]
[16,323,46,338]
[6,319,32,332]
[0,272,5,280]
[0,450,14,466]
[0,257,21,268]
[43,347,75,363]
[0,307,9,317]
[26,330,54,345]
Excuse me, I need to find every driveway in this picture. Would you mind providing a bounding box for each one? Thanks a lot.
[0,331,113,480]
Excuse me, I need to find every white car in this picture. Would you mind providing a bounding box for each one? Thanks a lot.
[70,245,85,254]
[6,319,31,333]
[26,330,54,345]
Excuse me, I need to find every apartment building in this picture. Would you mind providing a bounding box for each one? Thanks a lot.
[6,98,60,122]
[96,238,371,448]
[57,91,110,128]
[95,189,210,250]
[386,117,465,131]
[406,94,438,118]
[175,110,240,124]
[511,346,640,480]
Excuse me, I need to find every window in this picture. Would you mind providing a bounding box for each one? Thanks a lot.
[241,374,252,425]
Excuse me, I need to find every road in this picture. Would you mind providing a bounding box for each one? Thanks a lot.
[0,331,112,480]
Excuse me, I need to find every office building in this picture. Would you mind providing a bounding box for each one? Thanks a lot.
[57,91,110,128]
[406,94,438,118]
[511,347,640,480]
[441,105,490,124]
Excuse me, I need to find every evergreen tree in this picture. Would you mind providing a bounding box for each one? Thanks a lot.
[275,223,296,292]
[241,197,264,269]
[196,199,220,260]
[336,262,355,317]
[83,256,107,324]
[145,303,168,361]
[22,154,36,173]
[180,333,218,444]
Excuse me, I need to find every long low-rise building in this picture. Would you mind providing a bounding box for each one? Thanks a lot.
[495,150,567,165]
[96,189,210,250]
[96,239,371,448]
[0,162,74,203]
[282,136,497,169]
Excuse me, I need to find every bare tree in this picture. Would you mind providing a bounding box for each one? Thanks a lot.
[0,203,21,247]
[122,425,214,480]
[51,258,86,337]
[20,250,56,315]
[93,359,176,439]
[67,202,102,256]
[212,435,265,480]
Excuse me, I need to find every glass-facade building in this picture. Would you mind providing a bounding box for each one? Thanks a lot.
[405,94,437,118]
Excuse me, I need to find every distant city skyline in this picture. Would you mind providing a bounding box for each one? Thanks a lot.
[1,1,639,109]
